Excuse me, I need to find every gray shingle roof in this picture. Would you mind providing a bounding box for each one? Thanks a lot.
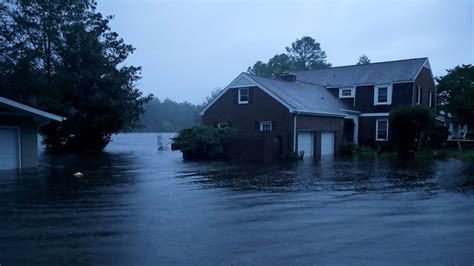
[294,57,428,87]
[245,73,351,116]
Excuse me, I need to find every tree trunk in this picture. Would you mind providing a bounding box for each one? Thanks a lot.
[457,139,463,151]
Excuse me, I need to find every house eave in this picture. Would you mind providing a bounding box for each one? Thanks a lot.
[0,97,65,122]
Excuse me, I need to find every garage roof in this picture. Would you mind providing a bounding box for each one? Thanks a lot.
[0,97,65,122]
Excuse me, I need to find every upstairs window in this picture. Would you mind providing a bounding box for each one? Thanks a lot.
[259,121,272,132]
[374,85,392,105]
[238,88,249,104]
[376,119,389,141]
[416,86,422,105]
[339,87,354,98]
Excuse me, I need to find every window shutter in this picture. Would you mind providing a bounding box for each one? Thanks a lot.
[248,87,254,103]
[233,89,238,104]
[255,121,260,130]
[419,87,423,104]
[272,121,277,131]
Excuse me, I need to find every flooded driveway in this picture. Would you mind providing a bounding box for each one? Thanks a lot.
[0,133,473,265]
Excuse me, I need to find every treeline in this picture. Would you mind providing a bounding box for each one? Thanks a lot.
[135,98,203,132]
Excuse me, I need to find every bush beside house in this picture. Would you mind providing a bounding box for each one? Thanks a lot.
[172,125,232,160]
[389,106,434,156]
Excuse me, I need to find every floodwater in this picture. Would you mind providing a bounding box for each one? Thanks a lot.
[1,133,473,265]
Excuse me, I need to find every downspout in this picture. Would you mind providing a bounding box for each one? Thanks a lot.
[293,112,298,153]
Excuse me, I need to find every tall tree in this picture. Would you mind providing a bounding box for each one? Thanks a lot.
[436,64,474,127]
[285,36,331,70]
[248,36,330,78]
[357,54,371,65]
[247,54,292,79]
[1,0,152,152]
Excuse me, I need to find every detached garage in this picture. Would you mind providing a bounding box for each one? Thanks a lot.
[0,97,64,171]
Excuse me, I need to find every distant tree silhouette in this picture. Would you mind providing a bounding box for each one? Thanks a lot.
[248,36,331,78]
[357,55,371,65]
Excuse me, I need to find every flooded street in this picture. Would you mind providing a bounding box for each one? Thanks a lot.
[1,133,473,265]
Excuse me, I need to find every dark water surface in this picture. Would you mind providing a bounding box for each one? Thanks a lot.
[1,133,473,265]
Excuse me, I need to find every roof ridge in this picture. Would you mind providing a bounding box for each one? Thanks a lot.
[294,57,428,73]
[245,72,325,87]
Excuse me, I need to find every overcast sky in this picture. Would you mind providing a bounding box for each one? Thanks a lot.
[97,0,473,104]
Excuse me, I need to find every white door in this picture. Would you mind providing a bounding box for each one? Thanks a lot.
[0,128,20,170]
[321,132,335,155]
[298,132,314,156]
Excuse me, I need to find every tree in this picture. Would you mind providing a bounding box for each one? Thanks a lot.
[247,54,292,79]
[357,54,371,65]
[436,64,474,151]
[286,36,331,70]
[436,64,474,127]
[389,106,434,156]
[248,36,330,78]
[203,87,223,106]
[1,0,151,152]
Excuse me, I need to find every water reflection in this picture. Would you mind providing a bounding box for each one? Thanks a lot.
[0,133,473,265]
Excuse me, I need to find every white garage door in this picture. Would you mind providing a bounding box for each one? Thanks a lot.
[298,132,314,156]
[0,128,20,170]
[321,132,335,155]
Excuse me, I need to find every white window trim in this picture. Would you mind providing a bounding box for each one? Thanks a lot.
[238,88,249,104]
[428,91,432,107]
[339,87,354,98]
[373,84,392,105]
[416,86,422,105]
[259,121,272,131]
[217,122,228,129]
[375,119,389,141]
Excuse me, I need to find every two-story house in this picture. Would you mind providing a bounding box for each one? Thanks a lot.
[200,58,435,159]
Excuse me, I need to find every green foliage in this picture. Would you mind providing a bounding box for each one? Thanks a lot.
[1,0,151,152]
[172,125,232,160]
[389,106,434,155]
[357,54,371,65]
[248,36,331,78]
[429,126,449,148]
[436,64,474,127]
[340,143,361,155]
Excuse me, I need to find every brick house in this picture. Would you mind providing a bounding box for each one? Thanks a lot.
[200,58,435,160]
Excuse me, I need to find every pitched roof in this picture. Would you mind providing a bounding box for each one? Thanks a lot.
[294,57,429,87]
[246,73,352,116]
[0,97,65,122]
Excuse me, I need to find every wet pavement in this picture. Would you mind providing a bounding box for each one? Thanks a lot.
[0,133,473,265]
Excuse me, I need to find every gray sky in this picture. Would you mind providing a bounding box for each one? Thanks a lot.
[97,0,473,105]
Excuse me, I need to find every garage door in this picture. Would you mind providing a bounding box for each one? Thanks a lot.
[298,132,314,156]
[0,128,20,170]
[321,132,335,155]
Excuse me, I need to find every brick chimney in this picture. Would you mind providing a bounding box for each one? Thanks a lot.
[279,71,297,82]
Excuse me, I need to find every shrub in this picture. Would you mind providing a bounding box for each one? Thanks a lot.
[389,106,434,155]
[429,126,449,148]
[172,125,232,160]
[341,143,359,155]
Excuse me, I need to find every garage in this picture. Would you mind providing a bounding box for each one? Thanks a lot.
[298,132,314,156]
[321,132,335,155]
[0,97,64,170]
[0,127,20,170]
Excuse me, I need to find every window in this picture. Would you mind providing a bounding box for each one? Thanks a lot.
[416,86,422,105]
[217,122,229,129]
[374,85,392,105]
[259,121,272,132]
[339,87,354,98]
[238,88,249,104]
[376,119,389,141]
